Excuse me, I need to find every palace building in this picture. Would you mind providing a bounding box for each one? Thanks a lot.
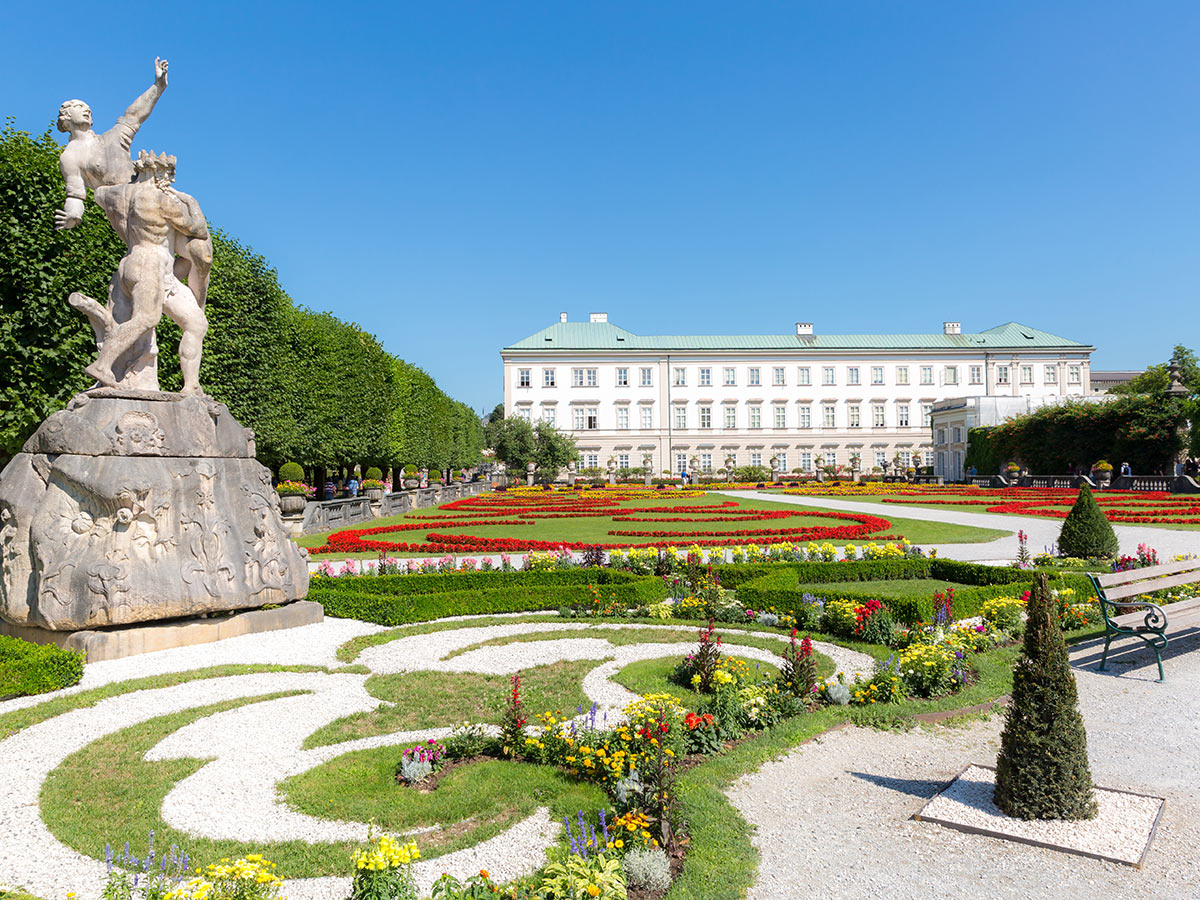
[501,313,1094,477]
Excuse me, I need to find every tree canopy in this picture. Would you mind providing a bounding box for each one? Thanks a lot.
[0,124,483,471]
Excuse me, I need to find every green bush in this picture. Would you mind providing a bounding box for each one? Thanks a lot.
[403,464,419,476]
[994,573,1097,820]
[0,636,85,698]
[364,467,383,482]
[1057,484,1118,559]
[311,569,668,626]
[278,462,304,483]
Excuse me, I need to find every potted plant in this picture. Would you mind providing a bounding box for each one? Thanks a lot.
[275,479,313,514]
[1091,459,1113,487]
[361,467,386,500]
[1005,462,1021,481]
[402,464,420,489]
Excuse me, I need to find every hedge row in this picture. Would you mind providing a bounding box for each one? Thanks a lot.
[312,570,668,626]
[716,558,933,589]
[733,561,1095,626]
[0,636,85,699]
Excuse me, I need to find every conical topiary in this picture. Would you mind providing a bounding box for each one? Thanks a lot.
[993,573,1097,820]
[1057,483,1118,558]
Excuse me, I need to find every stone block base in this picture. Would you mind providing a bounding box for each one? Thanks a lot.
[0,600,324,662]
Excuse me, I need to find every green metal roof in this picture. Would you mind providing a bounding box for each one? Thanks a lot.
[503,320,1092,352]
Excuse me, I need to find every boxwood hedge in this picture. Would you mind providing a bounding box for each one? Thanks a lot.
[0,636,85,699]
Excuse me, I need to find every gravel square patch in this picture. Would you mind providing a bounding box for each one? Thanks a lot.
[914,764,1165,868]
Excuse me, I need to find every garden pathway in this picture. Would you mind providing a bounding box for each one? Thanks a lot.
[728,628,1200,900]
[729,490,1200,561]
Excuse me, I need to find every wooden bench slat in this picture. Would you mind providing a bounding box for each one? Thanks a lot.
[1102,571,1200,601]
[1095,558,1200,588]
[1111,598,1200,629]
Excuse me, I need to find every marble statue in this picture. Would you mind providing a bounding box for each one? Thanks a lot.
[0,61,308,636]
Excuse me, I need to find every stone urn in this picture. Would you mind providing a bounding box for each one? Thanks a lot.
[278,493,307,515]
[403,478,419,489]
[365,487,385,501]
[1093,469,1112,488]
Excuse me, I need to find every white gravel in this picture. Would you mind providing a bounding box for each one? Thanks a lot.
[918,764,1162,866]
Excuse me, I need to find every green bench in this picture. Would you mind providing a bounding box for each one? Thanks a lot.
[1088,559,1200,682]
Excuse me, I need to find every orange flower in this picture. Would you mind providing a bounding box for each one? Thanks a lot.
[479,869,490,879]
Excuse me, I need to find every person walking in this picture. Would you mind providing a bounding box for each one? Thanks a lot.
[347,476,359,498]
[323,478,334,501]
[1120,461,1132,478]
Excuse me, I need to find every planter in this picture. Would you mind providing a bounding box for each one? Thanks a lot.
[277,493,307,514]
[1094,471,1112,488]
[365,488,385,501]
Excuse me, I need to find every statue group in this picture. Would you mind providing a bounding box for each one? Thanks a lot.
[0,61,309,637]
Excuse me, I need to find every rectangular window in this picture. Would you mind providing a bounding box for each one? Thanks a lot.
[823,404,836,428]
[723,406,736,428]
[876,451,887,468]
[799,404,812,428]
[572,407,585,430]
[776,452,788,471]
[586,368,598,387]
[899,450,911,468]
[997,365,1010,385]
[798,367,811,386]
[749,405,762,428]
[921,403,933,427]
[673,367,686,387]
[572,368,585,387]
[871,366,884,385]
[823,367,836,386]
[699,405,713,428]
[723,367,736,386]
[673,406,687,429]
[543,368,556,387]
[517,407,531,422]
[897,403,910,427]
[774,405,786,428]
[945,366,958,385]
[700,453,712,473]
[896,366,909,385]
[969,365,983,385]
[925,450,935,467]
[848,404,861,428]
[800,452,812,472]
[640,406,653,429]
[616,406,629,429]
[676,454,687,474]
[542,406,556,426]
[920,366,933,385]
[824,450,837,467]
[518,368,531,388]
[586,453,599,469]
[847,367,860,386]
[640,367,653,387]
[773,366,786,386]
[1020,365,1033,384]
[585,408,598,429]
[1068,365,1081,384]
[750,452,762,467]
[618,453,630,469]
[748,367,761,386]
[952,426,963,443]
[1045,365,1058,384]
[937,428,947,445]
[615,367,628,387]
[699,367,712,387]
[873,404,885,427]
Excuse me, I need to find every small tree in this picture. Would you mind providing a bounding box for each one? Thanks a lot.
[993,573,1097,820]
[489,415,537,471]
[1057,483,1118,558]
[533,420,579,480]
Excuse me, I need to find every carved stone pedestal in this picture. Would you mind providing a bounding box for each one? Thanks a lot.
[0,390,310,633]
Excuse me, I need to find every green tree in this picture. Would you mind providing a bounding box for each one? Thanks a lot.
[532,421,578,479]
[490,416,537,471]
[994,573,1097,820]
[1057,483,1118,558]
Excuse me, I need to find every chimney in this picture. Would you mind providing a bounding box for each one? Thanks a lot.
[589,312,608,323]
[796,323,813,335]
[944,322,961,335]
[559,312,568,323]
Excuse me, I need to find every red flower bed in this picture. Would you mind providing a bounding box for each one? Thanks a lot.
[880,487,1200,524]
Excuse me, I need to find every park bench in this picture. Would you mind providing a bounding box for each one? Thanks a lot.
[1087,558,1200,681]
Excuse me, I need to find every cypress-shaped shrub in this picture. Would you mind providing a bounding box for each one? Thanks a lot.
[1057,484,1118,558]
[278,461,305,482]
[993,573,1097,820]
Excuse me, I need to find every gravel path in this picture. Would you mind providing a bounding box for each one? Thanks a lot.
[730,490,1200,561]
[728,628,1200,899]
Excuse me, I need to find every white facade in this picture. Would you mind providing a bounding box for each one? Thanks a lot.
[502,315,1094,476]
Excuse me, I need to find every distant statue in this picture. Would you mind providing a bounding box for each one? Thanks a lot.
[55,58,213,393]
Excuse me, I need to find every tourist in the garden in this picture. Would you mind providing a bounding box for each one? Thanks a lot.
[348,475,359,497]
[323,478,334,500]
[1120,461,1132,477]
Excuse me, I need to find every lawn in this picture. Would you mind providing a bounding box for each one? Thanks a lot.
[297,491,1010,559]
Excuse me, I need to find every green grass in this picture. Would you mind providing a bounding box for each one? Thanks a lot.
[439,625,797,660]
[303,660,597,748]
[613,655,790,707]
[282,755,605,859]
[794,578,964,601]
[298,492,1010,558]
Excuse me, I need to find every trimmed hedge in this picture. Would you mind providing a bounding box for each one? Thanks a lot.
[312,569,668,626]
[0,636,85,699]
[717,559,932,590]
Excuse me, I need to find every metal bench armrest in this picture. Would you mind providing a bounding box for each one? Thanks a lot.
[1099,598,1168,634]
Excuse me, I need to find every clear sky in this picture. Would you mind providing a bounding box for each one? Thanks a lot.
[5,1,1197,411]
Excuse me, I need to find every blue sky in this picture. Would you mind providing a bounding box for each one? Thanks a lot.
[5,2,1198,411]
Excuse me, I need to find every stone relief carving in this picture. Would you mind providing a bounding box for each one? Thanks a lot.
[112,410,166,455]
[180,462,235,597]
